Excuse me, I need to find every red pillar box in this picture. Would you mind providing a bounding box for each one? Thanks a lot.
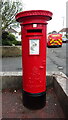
[15,10,53,109]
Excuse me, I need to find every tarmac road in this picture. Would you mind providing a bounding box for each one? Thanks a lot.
[1,43,68,76]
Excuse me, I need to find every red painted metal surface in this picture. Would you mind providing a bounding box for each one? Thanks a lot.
[15,10,53,94]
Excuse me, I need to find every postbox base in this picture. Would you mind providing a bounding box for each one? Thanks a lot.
[22,90,46,109]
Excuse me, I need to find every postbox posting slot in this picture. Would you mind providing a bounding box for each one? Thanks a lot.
[27,29,42,33]
[26,29,42,36]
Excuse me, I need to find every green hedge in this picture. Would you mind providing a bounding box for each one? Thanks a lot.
[2,31,21,46]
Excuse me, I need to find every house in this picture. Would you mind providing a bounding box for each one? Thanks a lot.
[59,28,68,42]
[8,27,21,41]
[59,28,68,36]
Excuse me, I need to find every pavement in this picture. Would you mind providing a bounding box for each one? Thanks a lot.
[1,43,68,76]
[2,87,65,119]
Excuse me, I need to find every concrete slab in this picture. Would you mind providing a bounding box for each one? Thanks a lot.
[0,72,22,90]
[0,72,53,90]
[52,72,68,118]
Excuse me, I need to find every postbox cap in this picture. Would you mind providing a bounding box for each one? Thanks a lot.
[15,10,53,23]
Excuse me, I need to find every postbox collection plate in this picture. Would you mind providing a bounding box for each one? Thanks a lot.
[29,39,39,55]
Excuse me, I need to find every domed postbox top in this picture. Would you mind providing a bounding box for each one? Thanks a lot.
[15,10,53,24]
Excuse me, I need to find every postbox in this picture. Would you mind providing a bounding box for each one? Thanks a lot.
[15,10,53,109]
